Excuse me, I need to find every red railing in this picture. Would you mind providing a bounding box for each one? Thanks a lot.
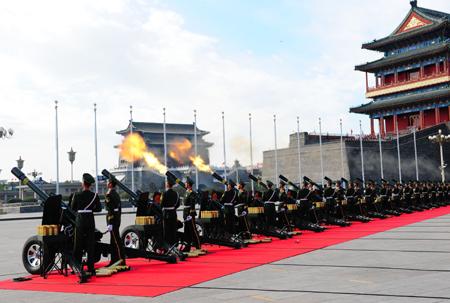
[367,70,449,93]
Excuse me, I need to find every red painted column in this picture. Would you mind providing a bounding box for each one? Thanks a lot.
[435,107,440,124]
[419,110,424,129]
[379,116,385,137]
[394,114,398,133]
[370,118,375,137]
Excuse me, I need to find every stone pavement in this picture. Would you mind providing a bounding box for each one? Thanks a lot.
[1,214,450,302]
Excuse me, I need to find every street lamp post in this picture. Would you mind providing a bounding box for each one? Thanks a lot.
[28,170,42,199]
[428,129,450,182]
[16,156,24,200]
[68,148,76,183]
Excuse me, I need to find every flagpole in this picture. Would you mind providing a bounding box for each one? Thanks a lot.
[55,100,60,194]
[194,109,199,190]
[222,111,227,182]
[378,131,384,179]
[163,107,167,182]
[94,103,99,194]
[359,120,365,184]
[296,116,302,184]
[395,116,402,183]
[130,105,134,192]
[249,113,254,194]
[339,118,344,178]
[319,117,324,183]
[273,114,278,184]
[413,126,419,181]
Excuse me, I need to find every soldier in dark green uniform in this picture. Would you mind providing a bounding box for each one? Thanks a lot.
[183,177,201,252]
[105,177,125,266]
[220,180,238,235]
[236,181,251,237]
[263,180,277,226]
[161,178,180,247]
[70,173,102,276]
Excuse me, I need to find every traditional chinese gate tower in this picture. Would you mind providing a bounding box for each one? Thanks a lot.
[351,0,450,137]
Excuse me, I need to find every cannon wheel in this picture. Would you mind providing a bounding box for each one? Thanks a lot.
[195,221,204,237]
[22,236,55,275]
[121,226,143,250]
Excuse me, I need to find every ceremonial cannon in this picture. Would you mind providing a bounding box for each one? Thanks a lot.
[165,171,244,249]
[12,167,176,283]
[278,174,325,232]
[101,169,183,261]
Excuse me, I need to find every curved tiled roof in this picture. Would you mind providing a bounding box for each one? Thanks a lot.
[362,5,449,51]
[355,42,449,72]
[350,86,450,114]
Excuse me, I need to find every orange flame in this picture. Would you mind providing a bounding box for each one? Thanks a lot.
[119,133,167,174]
[189,155,212,173]
[168,138,193,163]
[167,137,212,173]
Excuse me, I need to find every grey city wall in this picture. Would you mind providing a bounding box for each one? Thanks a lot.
[263,122,450,184]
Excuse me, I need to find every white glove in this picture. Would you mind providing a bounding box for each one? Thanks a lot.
[107,224,113,232]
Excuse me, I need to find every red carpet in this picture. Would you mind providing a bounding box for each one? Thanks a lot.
[1,205,450,297]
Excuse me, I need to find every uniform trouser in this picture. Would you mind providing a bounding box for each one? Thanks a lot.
[73,215,96,272]
[325,199,336,218]
[109,224,125,264]
[183,211,201,250]
[163,210,178,247]
[264,204,276,226]
[224,205,235,234]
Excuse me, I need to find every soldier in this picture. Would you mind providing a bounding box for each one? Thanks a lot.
[70,173,102,277]
[344,180,370,222]
[263,180,277,227]
[161,178,180,247]
[220,180,238,235]
[182,177,201,252]
[236,181,252,238]
[105,177,125,266]
[278,180,288,202]
[334,180,348,221]
[296,180,325,231]
[322,177,349,226]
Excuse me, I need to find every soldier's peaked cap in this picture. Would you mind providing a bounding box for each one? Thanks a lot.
[227,179,237,187]
[185,177,194,186]
[82,173,96,185]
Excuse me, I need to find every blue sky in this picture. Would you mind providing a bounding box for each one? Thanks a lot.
[0,0,449,181]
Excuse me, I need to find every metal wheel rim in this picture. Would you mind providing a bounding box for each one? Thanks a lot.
[27,243,42,268]
[124,231,140,249]
[196,223,204,237]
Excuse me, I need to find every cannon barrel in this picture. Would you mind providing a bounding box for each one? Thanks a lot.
[101,169,138,200]
[211,171,226,184]
[279,174,300,190]
[11,167,77,226]
[165,171,186,189]
[249,174,268,190]
[11,167,50,202]
[248,174,259,183]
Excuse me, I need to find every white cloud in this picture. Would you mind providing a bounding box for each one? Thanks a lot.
[0,0,448,181]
